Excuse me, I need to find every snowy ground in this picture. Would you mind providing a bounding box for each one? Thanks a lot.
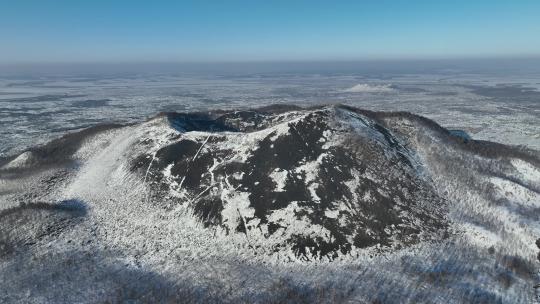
[1,63,539,157]
[0,63,539,303]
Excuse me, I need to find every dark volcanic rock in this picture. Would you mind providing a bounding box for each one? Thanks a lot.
[133,105,449,259]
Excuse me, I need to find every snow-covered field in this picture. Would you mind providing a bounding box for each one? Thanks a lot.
[0,65,539,303]
[1,65,539,157]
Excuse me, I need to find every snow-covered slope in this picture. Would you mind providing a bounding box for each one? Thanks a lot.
[1,105,539,303]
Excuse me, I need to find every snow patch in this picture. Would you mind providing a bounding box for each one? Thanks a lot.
[511,158,540,185]
[343,83,395,93]
[490,176,540,207]
[461,223,501,248]
[3,151,34,169]
[269,169,288,192]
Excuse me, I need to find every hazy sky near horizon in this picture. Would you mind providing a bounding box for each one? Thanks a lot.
[1,0,540,63]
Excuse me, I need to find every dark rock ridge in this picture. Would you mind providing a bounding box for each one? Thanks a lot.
[131,105,452,259]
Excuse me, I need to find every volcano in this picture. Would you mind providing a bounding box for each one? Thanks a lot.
[1,105,539,303]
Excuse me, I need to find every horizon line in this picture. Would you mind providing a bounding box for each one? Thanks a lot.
[2,54,540,66]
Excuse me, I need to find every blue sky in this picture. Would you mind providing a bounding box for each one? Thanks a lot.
[1,0,540,63]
